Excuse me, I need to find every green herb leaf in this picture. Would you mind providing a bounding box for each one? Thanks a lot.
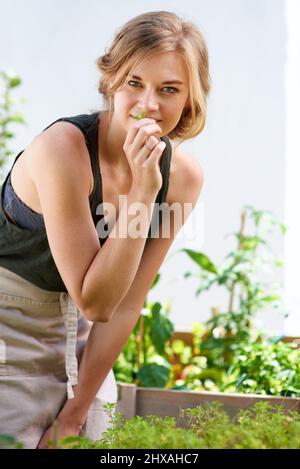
[137,363,170,387]
[132,110,146,120]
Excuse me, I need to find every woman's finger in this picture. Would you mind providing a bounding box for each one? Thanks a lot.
[143,141,166,167]
[129,124,162,157]
[123,118,155,149]
[134,136,160,164]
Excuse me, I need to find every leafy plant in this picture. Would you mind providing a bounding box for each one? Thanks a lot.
[182,206,286,319]
[55,401,300,449]
[165,205,300,396]
[114,206,300,397]
[3,401,300,449]
[168,325,300,397]
[226,340,300,396]
[0,70,26,182]
[113,274,174,388]
[0,435,24,449]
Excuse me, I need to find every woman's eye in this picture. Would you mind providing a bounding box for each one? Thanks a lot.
[128,80,141,87]
[162,87,178,94]
[127,81,178,94]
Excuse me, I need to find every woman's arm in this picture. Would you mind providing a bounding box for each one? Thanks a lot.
[28,122,162,323]
[56,154,204,429]
[37,235,173,448]
[57,231,179,427]
[37,153,203,448]
[81,185,158,321]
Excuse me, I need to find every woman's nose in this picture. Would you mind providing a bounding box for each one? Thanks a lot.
[138,92,159,111]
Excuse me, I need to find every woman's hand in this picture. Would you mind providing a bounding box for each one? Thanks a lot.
[123,117,166,196]
[36,418,82,449]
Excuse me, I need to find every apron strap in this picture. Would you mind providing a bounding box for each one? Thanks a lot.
[59,292,79,399]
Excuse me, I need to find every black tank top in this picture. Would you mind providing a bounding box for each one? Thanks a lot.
[0,111,172,292]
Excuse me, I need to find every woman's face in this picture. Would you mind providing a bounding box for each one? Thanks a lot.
[111,51,190,137]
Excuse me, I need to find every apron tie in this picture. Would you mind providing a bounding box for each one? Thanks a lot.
[59,292,79,399]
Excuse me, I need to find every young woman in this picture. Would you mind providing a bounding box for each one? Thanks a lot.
[0,10,210,448]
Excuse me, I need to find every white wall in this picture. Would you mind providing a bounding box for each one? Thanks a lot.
[284,0,300,335]
[0,0,288,334]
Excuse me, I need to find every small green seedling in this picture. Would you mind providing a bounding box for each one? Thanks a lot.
[132,110,146,120]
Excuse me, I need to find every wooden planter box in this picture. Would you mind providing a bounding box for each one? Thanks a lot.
[115,332,300,426]
[115,383,300,428]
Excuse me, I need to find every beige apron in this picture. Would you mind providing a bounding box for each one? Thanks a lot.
[0,266,117,449]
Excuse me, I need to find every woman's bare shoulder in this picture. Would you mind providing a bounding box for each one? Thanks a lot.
[31,120,88,159]
[25,120,93,194]
[166,142,204,206]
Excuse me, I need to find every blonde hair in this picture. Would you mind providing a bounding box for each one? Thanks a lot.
[95,11,211,143]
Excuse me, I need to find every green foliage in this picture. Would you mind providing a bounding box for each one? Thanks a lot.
[179,401,300,449]
[114,207,300,397]
[3,402,300,449]
[137,363,170,388]
[113,274,174,388]
[182,250,218,275]
[0,70,26,182]
[169,206,300,396]
[151,302,174,354]
[181,206,286,318]
[132,110,146,120]
[55,401,300,449]
[198,312,257,369]
[0,435,24,449]
[226,340,300,396]
[113,299,174,387]
[168,321,300,397]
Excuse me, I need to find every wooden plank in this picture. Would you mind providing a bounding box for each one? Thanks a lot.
[117,384,300,427]
[281,336,300,348]
[115,383,137,420]
[169,331,193,347]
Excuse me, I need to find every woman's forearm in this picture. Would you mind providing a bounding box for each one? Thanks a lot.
[57,303,140,427]
[57,187,159,426]
[82,186,157,322]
